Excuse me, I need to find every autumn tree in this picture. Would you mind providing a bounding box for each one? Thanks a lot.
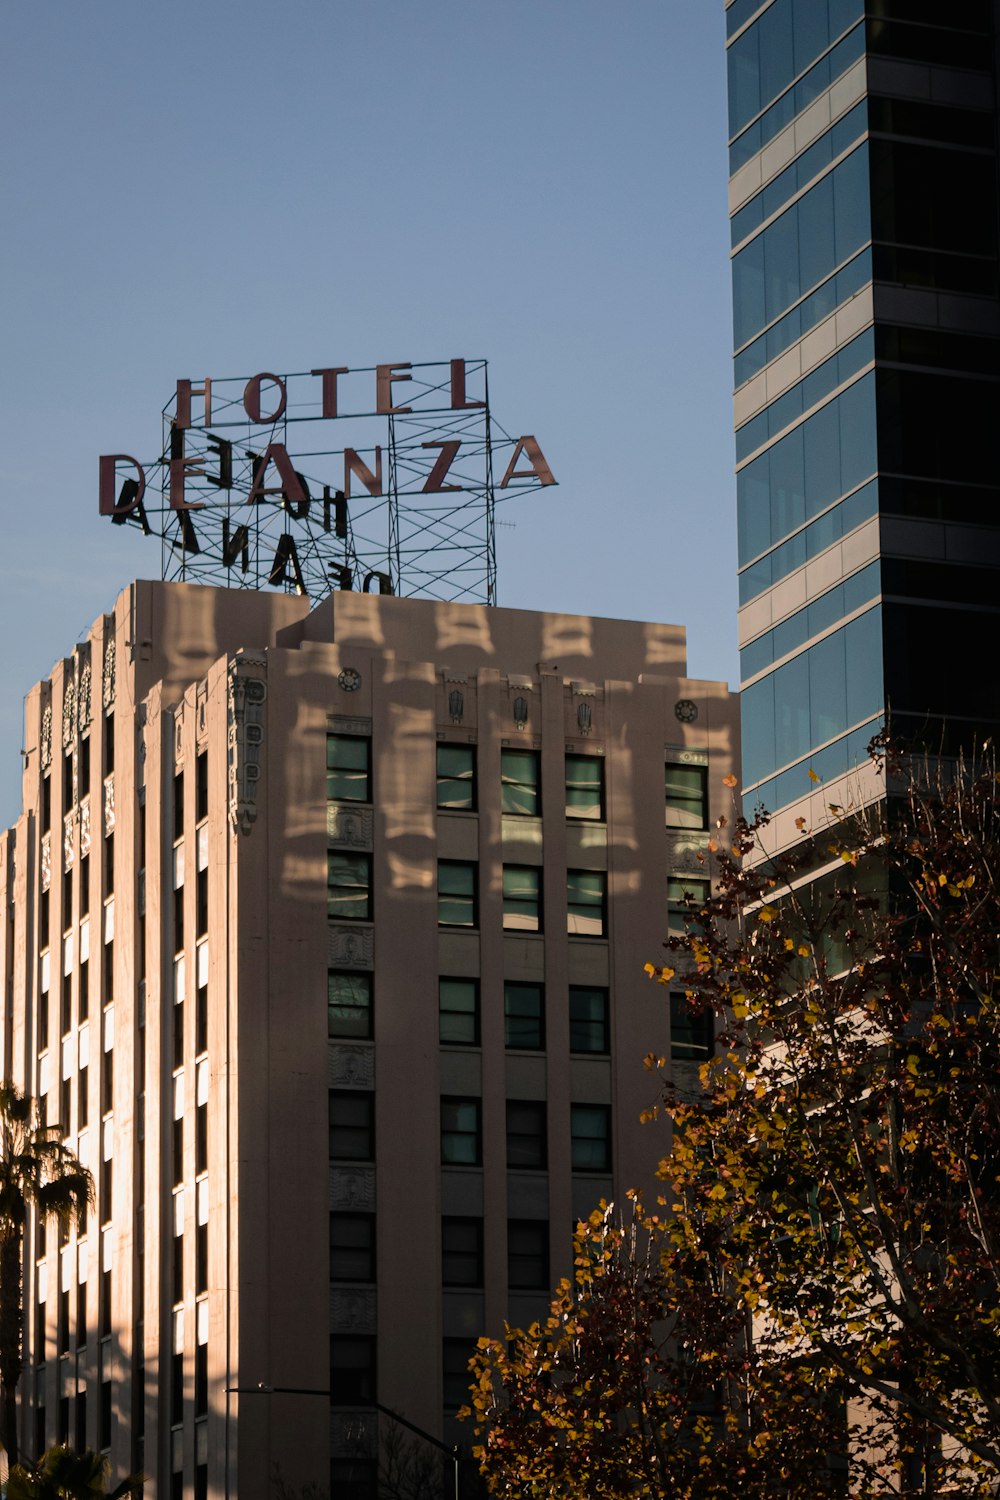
[464,1201,848,1499]
[0,1086,92,1466]
[649,742,1000,1495]
[467,744,1000,1497]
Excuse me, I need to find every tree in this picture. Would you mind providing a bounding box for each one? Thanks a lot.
[465,1202,848,1499]
[0,1086,92,1466]
[467,746,1000,1497]
[6,1444,142,1500]
[648,744,1000,1494]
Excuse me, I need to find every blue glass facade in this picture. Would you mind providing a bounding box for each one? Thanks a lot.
[727,0,1000,815]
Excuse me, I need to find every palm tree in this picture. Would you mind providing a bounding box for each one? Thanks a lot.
[7,1443,142,1500]
[0,1085,92,1467]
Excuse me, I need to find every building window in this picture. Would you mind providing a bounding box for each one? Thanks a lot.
[329,1091,374,1161]
[330,1335,376,1406]
[506,1100,546,1170]
[438,979,479,1046]
[504,983,544,1050]
[565,754,604,820]
[501,749,540,816]
[567,869,606,937]
[328,972,372,1040]
[665,762,709,830]
[668,876,711,935]
[502,865,541,932]
[330,1212,376,1283]
[443,1339,474,1413]
[173,771,184,842]
[508,1220,550,1291]
[441,1217,484,1288]
[330,1459,377,1500]
[327,734,371,803]
[571,1104,611,1173]
[438,862,477,927]
[196,750,208,822]
[328,853,372,922]
[569,986,610,1054]
[670,992,715,1061]
[441,1097,481,1166]
[436,745,476,811]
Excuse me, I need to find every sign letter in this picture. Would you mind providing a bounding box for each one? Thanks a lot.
[268,535,306,594]
[450,359,484,410]
[376,364,413,415]
[344,448,383,498]
[312,367,350,419]
[175,379,212,430]
[247,444,309,511]
[499,436,556,488]
[99,455,146,517]
[421,440,463,493]
[243,373,287,424]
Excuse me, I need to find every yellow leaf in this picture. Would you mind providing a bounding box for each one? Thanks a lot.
[758,906,777,923]
[808,768,820,783]
[794,816,807,830]
[644,963,657,978]
[723,773,738,788]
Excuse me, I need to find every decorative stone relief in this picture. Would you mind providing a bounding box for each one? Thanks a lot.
[103,776,116,836]
[40,705,52,772]
[331,1288,376,1333]
[102,641,116,710]
[62,681,77,749]
[328,926,373,969]
[666,832,710,873]
[63,812,76,871]
[79,799,91,857]
[327,804,373,849]
[330,1045,374,1090]
[327,715,372,737]
[331,1166,375,1211]
[40,834,51,893]
[78,658,92,732]
[330,1412,376,1458]
[227,654,267,835]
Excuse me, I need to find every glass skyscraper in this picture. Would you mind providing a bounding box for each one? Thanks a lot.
[727,0,1000,820]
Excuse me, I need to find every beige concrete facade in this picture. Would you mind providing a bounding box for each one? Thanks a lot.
[0,580,738,1499]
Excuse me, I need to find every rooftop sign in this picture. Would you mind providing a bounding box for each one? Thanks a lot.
[100,359,555,604]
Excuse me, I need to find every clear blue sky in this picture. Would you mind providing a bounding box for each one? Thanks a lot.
[0,1,736,826]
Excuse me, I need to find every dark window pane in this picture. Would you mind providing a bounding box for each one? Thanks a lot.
[670,993,716,1061]
[506,1100,546,1170]
[501,750,540,816]
[665,763,709,830]
[569,987,609,1054]
[441,1097,481,1166]
[508,1220,550,1291]
[436,745,476,811]
[326,735,371,803]
[330,1213,376,1282]
[442,1217,483,1288]
[443,1339,474,1413]
[328,853,372,922]
[565,755,604,820]
[439,979,479,1046]
[668,877,711,935]
[504,983,544,1050]
[502,865,541,932]
[329,1092,374,1161]
[438,862,477,927]
[330,1336,376,1406]
[567,870,606,937]
[571,1104,611,1173]
[329,972,372,1040]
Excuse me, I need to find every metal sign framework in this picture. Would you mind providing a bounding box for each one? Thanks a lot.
[103,359,554,606]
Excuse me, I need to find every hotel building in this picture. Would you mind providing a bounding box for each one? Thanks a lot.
[0,579,737,1498]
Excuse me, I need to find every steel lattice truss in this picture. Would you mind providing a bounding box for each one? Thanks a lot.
[103,359,555,606]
